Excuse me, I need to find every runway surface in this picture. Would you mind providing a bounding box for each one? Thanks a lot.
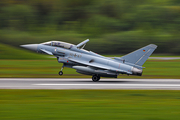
[0,78,180,90]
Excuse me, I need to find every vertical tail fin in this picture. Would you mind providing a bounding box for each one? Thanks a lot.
[120,44,157,66]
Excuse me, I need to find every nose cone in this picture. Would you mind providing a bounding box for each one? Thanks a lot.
[20,44,38,52]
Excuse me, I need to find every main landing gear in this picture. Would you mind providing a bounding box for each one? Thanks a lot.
[59,65,64,76]
[92,75,100,82]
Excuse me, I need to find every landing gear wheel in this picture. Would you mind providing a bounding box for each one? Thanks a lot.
[92,75,100,82]
[97,76,100,80]
[59,71,63,76]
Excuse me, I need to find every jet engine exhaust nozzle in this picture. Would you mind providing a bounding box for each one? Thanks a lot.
[132,67,143,76]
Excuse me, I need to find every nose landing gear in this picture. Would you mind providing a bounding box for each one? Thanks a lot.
[58,65,64,76]
[59,71,63,75]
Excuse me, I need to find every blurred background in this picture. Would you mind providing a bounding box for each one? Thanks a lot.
[0,0,180,54]
[0,1,180,119]
[0,0,180,78]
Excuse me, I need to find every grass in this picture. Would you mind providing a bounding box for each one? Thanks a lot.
[104,54,180,57]
[0,59,180,78]
[0,43,48,59]
[0,90,180,120]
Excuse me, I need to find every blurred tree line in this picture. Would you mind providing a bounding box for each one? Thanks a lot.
[0,0,180,54]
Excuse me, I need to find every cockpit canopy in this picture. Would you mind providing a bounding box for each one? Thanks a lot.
[41,41,74,49]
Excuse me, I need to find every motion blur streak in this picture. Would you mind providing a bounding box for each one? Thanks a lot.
[0,0,180,55]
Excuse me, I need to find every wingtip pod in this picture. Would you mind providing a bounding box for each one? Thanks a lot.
[149,44,157,49]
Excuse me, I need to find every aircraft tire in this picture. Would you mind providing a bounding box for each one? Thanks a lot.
[59,71,63,76]
[92,75,100,82]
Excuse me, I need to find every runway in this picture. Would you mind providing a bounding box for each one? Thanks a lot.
[0,78,180,90]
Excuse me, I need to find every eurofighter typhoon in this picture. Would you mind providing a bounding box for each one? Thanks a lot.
[21,39,157,82]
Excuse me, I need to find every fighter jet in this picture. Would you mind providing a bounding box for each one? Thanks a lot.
[21,39,157,82]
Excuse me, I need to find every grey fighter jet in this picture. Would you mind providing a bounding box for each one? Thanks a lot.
[21,39,157,82]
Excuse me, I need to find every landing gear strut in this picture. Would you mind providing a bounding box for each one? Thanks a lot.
[59,65,64,76]
[92,75,100,82]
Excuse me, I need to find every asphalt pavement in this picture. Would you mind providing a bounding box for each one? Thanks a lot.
[0,78,180,90]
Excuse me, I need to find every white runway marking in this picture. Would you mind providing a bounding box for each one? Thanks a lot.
[1,78,180,89]
[33,84,180,87]
[2,78,180,82]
